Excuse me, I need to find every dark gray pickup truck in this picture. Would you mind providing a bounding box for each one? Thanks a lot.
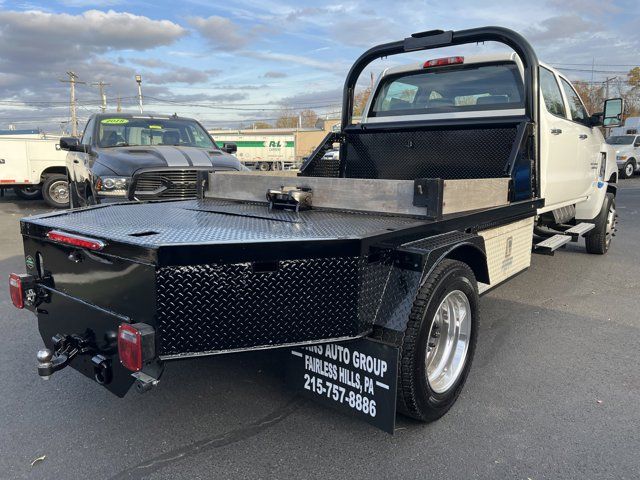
[59,114,242,207]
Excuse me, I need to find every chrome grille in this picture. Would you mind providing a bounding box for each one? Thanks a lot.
[133,170,199,199]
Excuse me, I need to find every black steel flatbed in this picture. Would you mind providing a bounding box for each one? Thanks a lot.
[20,197,541,266]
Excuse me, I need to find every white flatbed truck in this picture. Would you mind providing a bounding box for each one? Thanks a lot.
[11,26,623,433]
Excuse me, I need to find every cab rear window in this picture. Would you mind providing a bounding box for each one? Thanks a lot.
[369,62,524,117]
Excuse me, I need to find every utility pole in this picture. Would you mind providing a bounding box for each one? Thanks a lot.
[602,76,617,98]
[135,75,143,113]
[91,81,110,112]
[59,72,85,137]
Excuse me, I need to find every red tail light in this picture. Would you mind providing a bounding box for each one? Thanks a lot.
[9,273,24,309]
[46,230,105,251]
[423,56,464,68]
[118,323,155,372]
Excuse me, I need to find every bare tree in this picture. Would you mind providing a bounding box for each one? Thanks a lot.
[573,81,604,115]
[299,109,319,128]
[275,106,298,128]
[252,121,273,129]
[353,87,372,117]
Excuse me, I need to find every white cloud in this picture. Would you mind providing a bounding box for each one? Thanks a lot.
[187,15,251,50]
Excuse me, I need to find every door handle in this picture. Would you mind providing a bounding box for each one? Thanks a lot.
[579,134,588,139]
[73,160,80,164]
[551,128,562,135]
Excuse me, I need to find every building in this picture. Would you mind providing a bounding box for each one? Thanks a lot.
[210,116,341,162]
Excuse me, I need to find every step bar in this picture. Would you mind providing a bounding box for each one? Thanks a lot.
[533,222,594,255]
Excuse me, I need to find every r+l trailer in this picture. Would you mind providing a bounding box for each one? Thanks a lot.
[10,27,621,433]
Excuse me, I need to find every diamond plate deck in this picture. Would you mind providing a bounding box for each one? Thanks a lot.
[24,198,424,246]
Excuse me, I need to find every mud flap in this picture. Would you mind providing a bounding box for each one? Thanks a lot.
[286,337,399,434]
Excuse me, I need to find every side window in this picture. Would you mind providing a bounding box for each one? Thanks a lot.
[635,136,640,147]
[559,78,589,126]
[539,67,566,117]
[81,117,95,146]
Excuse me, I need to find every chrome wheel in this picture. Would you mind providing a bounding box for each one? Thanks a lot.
[48,180,69,204]
[625,162,634,178]
[426,290,472,394]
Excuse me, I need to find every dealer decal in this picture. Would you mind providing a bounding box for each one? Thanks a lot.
[25,255,35,270]
[287,337,398,433]
[101,118,129,125]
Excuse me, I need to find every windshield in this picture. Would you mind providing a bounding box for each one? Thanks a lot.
[370,62,524,117]
[606,136,635,145]
[96,117,215,149]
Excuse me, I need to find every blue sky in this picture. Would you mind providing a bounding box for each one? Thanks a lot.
[0,0,639,131]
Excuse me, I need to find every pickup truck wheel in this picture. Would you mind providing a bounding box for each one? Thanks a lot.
[42,174,70,208]
[585,193,615,255]
[621,160,635,179]
[397,259,478,422]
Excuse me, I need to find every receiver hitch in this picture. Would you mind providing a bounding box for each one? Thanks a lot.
[36,334,91,380]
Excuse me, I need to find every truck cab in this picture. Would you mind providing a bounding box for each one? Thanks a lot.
[360,53,618,226]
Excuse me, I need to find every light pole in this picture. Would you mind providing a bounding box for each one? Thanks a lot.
[135,75,143,113]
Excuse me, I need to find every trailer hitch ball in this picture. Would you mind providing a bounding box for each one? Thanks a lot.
[36,348,54,380]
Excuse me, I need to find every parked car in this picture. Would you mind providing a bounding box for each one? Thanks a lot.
[321,149,340,161]
[606,134,640,178]
[60,113,243,207]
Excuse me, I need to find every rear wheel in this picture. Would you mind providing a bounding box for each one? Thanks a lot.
[397,259,478,422]
[42,174,70,208]
[621,160,635,179]
[586,193,615,254]
[13,185,42,200]
[257,162,271,172]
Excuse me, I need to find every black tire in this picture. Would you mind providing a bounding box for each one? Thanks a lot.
[620,160,635,179]
[397,259,478,422]
[258,162,271,172]
[41,174,70,208]
[13,185,42,200]
[585,193,615,254]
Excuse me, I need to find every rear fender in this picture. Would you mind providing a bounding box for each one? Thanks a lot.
[372,231,486,336]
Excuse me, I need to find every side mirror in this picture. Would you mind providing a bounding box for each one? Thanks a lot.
[589,112,603,127]
[603,98,624,127]
[222,142,237,154]
[59,137,80,151]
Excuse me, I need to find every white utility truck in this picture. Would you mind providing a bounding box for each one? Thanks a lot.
[12,27,623,433]
[210,132,297,171]
[607,133,640,178]
[0,131,70,208]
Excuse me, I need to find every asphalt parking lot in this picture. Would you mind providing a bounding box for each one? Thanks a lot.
[1,181,639,480]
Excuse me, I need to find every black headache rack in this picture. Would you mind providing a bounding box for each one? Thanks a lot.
[301,26,540,202]
[18,27,543,418]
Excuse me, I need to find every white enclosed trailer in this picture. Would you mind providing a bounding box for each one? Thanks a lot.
[210,132,297,171]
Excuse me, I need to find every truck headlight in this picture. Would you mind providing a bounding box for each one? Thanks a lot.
[616,155,627,161]
[95,176,130,197]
